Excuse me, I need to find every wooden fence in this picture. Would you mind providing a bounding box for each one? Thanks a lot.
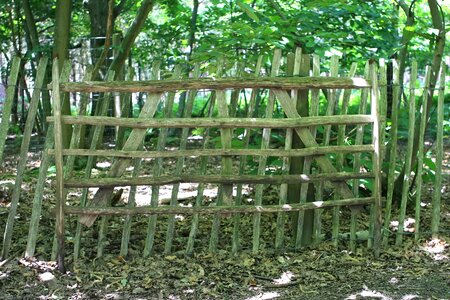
[48,49,384,272]
[0,51,446,274]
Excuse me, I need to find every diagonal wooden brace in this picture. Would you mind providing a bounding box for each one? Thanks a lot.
[272,89,355,200]
[79,93,163,227]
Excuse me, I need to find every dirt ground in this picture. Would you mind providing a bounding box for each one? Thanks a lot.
[0,141,449,300]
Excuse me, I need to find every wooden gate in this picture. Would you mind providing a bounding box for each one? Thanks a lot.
[49,50,383,272]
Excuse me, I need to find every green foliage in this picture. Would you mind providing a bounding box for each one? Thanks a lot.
[422,155,436,184]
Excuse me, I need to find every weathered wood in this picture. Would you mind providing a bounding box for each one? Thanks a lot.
[52,59,66,272]
[276,48,300,251]
[336,62,358,170]
[47,114,376,129]
[353,62,370,198]
[310,54,323,246]
[67,67,94,257]
[2,57,47,259]
[65,197,376,216]
[163,64,189,254]
[338,62,357,252]
[0,56,21,165]
[54,60,77,262]
[253,49,282,253]
[370,62,383,257]
[414,66,431,241]
[117,67,139,257]
[210,59,232,253]
[65,66,93,178]
[25,62,71,258]
[324,55,340,146]
[141,61,163,257]
[350,62,373,251]
[65,172,373,188]
[431,61,446,238]
[50,144,375,159]
[116,68,135,149]
[378,60,388,162]
[229,62,244,116]
[272,90,356,200]
[74,71,115,259]
[233,55,263,254]
[78,62,164,227]
[186,89,216,255]
[382,59,400,245]
[25,126,55,257]
[290,50,311,250]
[327,55,341,247]
[58,76,372,93]
[396,61,417,246]
[120,150,143,257]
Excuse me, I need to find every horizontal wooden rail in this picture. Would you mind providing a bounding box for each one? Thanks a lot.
[64,197,376,216]
[64,172,373,188]
[47,115,375,128]
[55,76,372,93]
[49,145,375,159]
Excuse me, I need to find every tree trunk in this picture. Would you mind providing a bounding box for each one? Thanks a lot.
[87,0,109,68]
[22,0,39,53]
[188,0,199,59]
[53,0,73,148]
[109,0,155,79]
[392,0,446,200]
[23,0,51,134]
[175,0,199,123]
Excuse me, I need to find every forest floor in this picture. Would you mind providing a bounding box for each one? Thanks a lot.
[0,138,449,300]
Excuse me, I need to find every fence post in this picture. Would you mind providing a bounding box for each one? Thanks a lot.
[370,61,382,257]
[50,58,66,272]
[431,61,446,237]
[0,56,21,166]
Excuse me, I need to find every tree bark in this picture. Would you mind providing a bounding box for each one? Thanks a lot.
[91,0,115,80]
[22,0,39,53]
[188,0,199,59]
[53,0,73,147]
[86,0,109,68]
[109,0,155,79]
[392,0,446,200]
[23,0,53,134]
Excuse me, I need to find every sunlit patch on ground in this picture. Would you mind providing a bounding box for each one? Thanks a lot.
[345,285,419,300]
[389,217,416,233]
[273,270,294,285]
[246,292,280,300]
[421,238,449,261]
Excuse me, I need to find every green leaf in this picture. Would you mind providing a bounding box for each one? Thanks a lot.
[236,0,260,23]
[120,278,128,286]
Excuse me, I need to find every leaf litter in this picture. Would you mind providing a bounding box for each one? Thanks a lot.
[0,142,449,299]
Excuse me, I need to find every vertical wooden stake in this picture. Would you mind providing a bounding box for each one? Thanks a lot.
[3,57,47,259]
[431,62,446,238]
[396,61,417,246]
[414,66,431,241]
[252,49,282,253]
[370,61,382,257]
[0,56,21,166]
[383,59,400,246]
[52,59,66,272]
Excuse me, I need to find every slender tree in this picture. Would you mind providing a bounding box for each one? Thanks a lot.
[109,0,156,79]
[53,0,72,147]
[392,0,446,199]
